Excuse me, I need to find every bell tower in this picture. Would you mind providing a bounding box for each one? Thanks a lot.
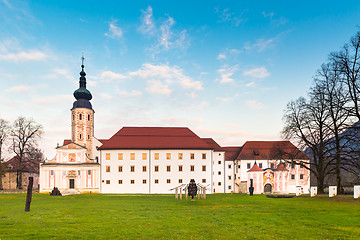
[71,57,95,159]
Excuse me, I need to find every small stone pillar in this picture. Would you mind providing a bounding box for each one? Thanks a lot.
[296,186,303,196]
[179,188,182,200]
[185,188,188,200]
[175,188,178,200]
[329,186,337,197]
[354,185,360,199]
[310,186,317,197]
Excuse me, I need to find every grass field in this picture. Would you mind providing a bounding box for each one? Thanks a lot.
[0,193,359,239]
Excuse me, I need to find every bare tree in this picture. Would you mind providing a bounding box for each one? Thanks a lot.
[0,119,9,190]
[282,94,332,193]
[330,31,360,121]
[9,117,43,189]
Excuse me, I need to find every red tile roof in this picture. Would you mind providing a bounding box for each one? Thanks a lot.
[201,138,223,151]
[247,163,264,172]
[6,156,39,173]
[223,147,243,161]
[236,141,309,160]
[98,127,214,150]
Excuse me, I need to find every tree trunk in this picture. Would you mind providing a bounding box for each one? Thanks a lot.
[17,171,23,189]
[317,172,325,193]
[0,175,3,190]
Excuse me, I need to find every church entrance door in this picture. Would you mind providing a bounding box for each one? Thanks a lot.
[69,179,75,189]
[264,183,272,193]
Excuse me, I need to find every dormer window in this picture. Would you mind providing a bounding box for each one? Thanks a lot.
[253,149,260,156]
[79,114,82,120]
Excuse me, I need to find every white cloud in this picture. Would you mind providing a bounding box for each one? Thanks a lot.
[119,90,142,97]
[34,95,72,104]
[44,68,72,80]
[0,49,47,62]
[146,79,172,95]
[216,97,232,102]
[216,65,238,84]
[246,100,264,110]
[104,22,123,39]
[243,67,269,78]
[100,71,127,82]
[130,63,202,93]
[217,54,226,60]
[244,38,275,52]
[262,11,287,26]
[6,85,31,93]
[215,8,246,27]
[139,6,156,35]
[159,17,175,49]
[245,81,255,87]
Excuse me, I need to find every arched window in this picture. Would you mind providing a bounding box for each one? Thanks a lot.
[87,134,90,140]
[79,134,82,139]
[79,114,82,120]
[88,114,90,121]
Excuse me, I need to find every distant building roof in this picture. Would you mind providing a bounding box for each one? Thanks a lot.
[236,141,310,160]
[247,163,264,172]
[98,127,214,150]
[223,147,243,161]
[201,138,224,151]
[6,156,39,173]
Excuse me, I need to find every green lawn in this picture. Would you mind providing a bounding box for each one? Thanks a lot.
[0,193,359,239]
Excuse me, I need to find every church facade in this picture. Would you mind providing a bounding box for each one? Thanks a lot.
[39,64,310,194]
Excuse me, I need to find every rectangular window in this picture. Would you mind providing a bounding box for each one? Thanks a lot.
[87,170,91,175]
[190,153,195,159]
[143,179,147,184]
[202,179,206,183]
[271,163,275,169]
[202,153,206,159]
[155,179,159,184]
[218,171,221,175]
[106,180,110,184]
[291,174,295,180]
[300,174,304,179]
[228,175,231,180]
[118,180,122,184]
[130,153,135,160]
[142,166,147,172]
[247,163,251,169]
[154,166,159,172]
[202,165,206,172]
[238,165,241,169]
[118,153,123,160]
[118,166,123,172]
[178,153,183,160]
[167,165,171,172]
[130,180,135,184]
[106,166,110,172]
[190,165,195,172]
[78,170,81,176]
[62,170,66,176]
[178,165,183,172]
[50,170,54,176]
[259,163,263,168]
[154,153,159,160]
[218,182,221,186]
[130,166,135,172]
[228,164,231,169]
[178,179,183,183]
[167,179,171,184]
[291,162,295,169]
[166,153,171,160]
[218,160,221,164]
[106,153,110,160]
[228,186,231,190]
[142,153,147,160]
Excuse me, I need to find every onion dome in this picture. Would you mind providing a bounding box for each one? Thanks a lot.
[72,60,93,110]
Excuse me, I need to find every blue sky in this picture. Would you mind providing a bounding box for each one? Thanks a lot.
[1,0,360,158]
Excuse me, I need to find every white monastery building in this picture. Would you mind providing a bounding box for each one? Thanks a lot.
[39,63,310,194]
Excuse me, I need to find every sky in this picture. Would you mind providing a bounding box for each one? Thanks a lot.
[1,0,360,159]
